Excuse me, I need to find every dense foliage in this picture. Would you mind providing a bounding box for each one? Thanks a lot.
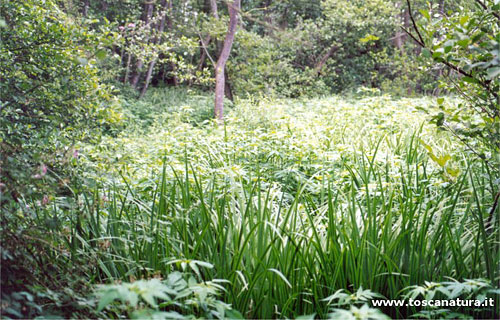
[2,88,499,318]
[1,0,499,319]
[37,0,444,98]
[409,0,499,165]
[0,0,122,203]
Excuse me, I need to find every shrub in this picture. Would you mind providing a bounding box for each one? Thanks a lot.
[410,0,500,166]
[0,0,122,204]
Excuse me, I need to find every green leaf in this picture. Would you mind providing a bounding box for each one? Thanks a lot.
[268,268,292,288]
[95,49,107,60]
[190,261,200,277]
[436,154,451,167]
[225,309,245,319]
[194,260,214,269]
[126,291,139,308]
[141,291,158,308]
[436,113,445,126]
[359,34,380,43]
[462,77,479,84]
[457,39,469,48]
[446,167,460,177]
[77,57,88,65]
[419,9,430,20]
[437,98,444,105]
[443,40,455,53]
[97,290,119,311]
[421,48,431,58]
[462,76,479,84]
[432,51,443,59]
[485,67,500,80]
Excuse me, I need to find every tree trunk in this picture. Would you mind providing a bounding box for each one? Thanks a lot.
[214,0,240,122]
[82,0,90,17]
[403,5,410,43]
[210,0,219,19]
[263,0,273,35]
[189,35,211,86]
[395,1,410,49]
[393,2,404,49]
[124,53,132,84]
[198,41,210,69]
[315,44,340,75]
[130,1,154,88]
[224,68,233,101]
[140,0,168,98]
[166,0,178,86]
[130,60,143,88]
[191,0,218,86]
[432,0,446,96]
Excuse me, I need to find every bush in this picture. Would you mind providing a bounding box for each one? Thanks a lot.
[0,0,122,204]
[412,0,500,166]
[0,2,121,317]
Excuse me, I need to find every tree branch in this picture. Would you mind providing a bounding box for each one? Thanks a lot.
[403,4,499,100]
[405,0,425,46]
[198,33,216,67]
[474,0,500,22]
[401,26,424,47]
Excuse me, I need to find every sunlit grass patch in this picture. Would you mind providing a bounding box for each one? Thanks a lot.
[66,90,499,318]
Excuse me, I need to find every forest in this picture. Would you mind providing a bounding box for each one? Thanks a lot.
[0,0,499,319]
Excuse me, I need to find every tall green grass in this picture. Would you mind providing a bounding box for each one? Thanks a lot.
[19,91,498,318]
[65,132,498,319]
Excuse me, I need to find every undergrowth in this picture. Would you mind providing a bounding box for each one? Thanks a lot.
[2,88,499,319]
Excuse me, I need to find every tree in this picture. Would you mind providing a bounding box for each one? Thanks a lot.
[130,0,154,88]
[140,0,169,98]
[214,0,240,122]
